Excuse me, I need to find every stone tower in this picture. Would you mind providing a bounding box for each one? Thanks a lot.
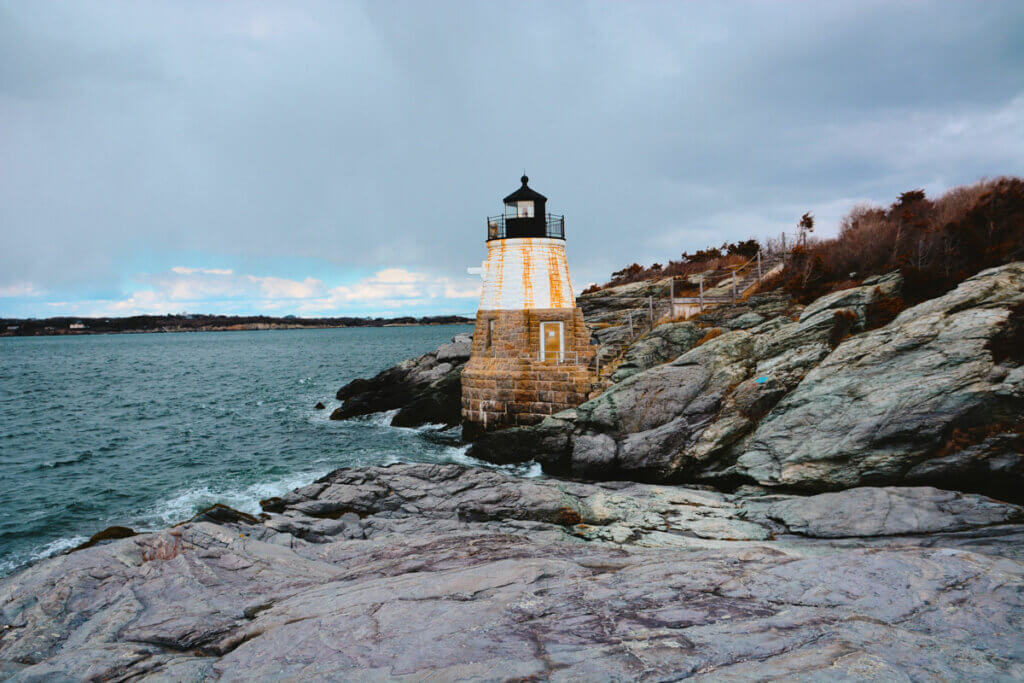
[461,175,595,439]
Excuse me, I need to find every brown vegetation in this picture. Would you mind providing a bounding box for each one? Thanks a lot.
[932,418,1024,461]
[829,309,858,348]
[695,328,724,347]
[865,288,906,331]
[987,301,1024,365]
[584,177,1021,311]
[773,177,1024,305]
[587,240,761,292]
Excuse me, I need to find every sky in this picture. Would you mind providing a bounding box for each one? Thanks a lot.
[2,1,1022,318]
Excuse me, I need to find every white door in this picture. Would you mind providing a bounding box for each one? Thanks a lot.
[540,322,563,362]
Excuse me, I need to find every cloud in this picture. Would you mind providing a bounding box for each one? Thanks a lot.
[171,266,234,275]
[7,266,480,317]
[291,268,481,314]
[109,290,173,314]
[246,275,324,299]
[1,2,1022,314]
[0,282,40,297]
[142,268,325,301]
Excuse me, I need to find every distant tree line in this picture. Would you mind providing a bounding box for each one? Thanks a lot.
[0,314,473,336]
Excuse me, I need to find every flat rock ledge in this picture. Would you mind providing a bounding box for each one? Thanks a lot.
[2,463,1023,681]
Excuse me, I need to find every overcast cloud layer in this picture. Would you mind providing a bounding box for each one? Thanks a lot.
[2,1,1022,317]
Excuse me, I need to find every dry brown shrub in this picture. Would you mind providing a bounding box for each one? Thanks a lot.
[695,328,724,346]
[932,418,1024,460]
[829,309,859,347]
[986,301,1024,365]
[589,240,763,292]
[865,289,906,330]
[773,177,1024,305]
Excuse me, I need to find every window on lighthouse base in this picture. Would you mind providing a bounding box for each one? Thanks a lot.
[540,321,564,363]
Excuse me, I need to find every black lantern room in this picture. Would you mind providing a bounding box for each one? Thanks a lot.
[486,175,565,241]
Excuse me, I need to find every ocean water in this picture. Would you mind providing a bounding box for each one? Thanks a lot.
[0,326,537,576]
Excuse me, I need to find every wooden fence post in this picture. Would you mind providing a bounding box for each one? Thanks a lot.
[732,271,737,303]
[669,277,674,318]
[757,250,762,280]
[699,275,704,311]
[648,296,654,326]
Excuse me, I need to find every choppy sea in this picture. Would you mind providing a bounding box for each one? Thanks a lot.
[0,326,537,576]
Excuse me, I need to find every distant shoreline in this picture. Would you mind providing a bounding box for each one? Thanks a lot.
[1,315,474,338]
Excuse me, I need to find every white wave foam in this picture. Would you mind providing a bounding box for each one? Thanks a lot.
[446,444,473,465]
[410,422,448,432]
[520,462,544,478]
[446,445,543,478]
[390,420,449,434]
[2,470,333,577]
[141,469,329,527]
[360,409,399,427]
[0,534,88,577]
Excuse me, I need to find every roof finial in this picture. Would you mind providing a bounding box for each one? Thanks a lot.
[521,172,529,185]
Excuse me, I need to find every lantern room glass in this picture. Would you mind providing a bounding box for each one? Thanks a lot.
[505,200,534,219]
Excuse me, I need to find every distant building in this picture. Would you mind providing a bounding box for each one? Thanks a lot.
[69,322,85,330]
[461,175,595,439]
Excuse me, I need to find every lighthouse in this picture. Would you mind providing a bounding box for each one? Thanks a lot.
[461,175,595,439]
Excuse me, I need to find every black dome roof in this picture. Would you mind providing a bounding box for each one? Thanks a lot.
[503,175,547,203]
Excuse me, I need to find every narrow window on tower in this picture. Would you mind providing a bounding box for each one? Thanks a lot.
[486,319,495,350]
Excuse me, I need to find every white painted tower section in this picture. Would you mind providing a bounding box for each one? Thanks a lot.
[472,237,575,310]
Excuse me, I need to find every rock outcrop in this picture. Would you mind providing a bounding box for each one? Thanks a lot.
[331,333,471,428]
[470,265,1024,500]
[737,263,1024,496]
[608,320,704,383]
[2,463,1022,680]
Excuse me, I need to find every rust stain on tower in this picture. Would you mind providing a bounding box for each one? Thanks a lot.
[462,175,595,439]
[546,248,565,310]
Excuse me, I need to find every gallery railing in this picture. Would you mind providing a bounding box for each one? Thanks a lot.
[486,214,565,241]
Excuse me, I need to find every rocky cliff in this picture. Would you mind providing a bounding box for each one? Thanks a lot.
[2,463,1022,679]
[470,263,1024,501]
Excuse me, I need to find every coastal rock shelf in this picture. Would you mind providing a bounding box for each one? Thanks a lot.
[2,463,1022,680]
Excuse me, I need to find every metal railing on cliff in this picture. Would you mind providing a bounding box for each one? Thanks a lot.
[587,239,794,382]
[668,248,788,317]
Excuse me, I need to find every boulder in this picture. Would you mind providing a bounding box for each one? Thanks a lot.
[746,486,1024,538]
[609,321,704,382]
[796,270,903,332]
[331,333,471,428]
[70,526,136,552]
[737,263,1024,496]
